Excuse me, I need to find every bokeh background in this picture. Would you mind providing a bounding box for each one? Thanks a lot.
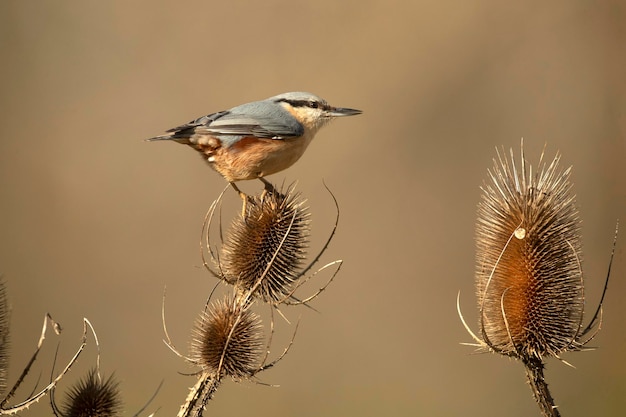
[1,1,625,416]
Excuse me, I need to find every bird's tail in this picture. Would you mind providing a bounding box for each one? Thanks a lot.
[145,134,191,144]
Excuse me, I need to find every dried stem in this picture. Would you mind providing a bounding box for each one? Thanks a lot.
[177,374,220,417]
[523,357,561,417]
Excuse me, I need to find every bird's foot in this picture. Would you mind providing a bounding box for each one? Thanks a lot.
[230,182,251,217]
[259,177,275,203]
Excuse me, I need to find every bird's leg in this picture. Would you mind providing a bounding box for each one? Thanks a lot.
[259,177,275,201]
[230,182,249,217]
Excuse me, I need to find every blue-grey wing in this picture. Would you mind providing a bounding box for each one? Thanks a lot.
[158,101,303,141]
[201,118,302,139]
[202,101,304,139]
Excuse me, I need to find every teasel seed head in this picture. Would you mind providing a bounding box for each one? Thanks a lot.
[221,186,310,304]
[62,368,122,417]
[190,294,264,379]
[475,144,584,361]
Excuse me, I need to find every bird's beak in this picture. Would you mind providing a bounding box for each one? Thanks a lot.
[328,107,363,117]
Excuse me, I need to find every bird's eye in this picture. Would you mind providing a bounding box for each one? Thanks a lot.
[308,101,318,109]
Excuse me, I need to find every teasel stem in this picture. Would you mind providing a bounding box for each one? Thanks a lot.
[524,357,560,417]
[0,279,9,398]
[177,375,220,417]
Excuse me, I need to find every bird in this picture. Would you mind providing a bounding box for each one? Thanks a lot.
[146,92,362,213]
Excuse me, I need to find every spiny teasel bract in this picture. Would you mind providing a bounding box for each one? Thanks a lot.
[61,368,122,417]
[190,293,264,380]
[474,144,585,360]
[220,185,310,304]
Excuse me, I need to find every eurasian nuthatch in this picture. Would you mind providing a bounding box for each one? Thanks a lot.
[147,92,362,202]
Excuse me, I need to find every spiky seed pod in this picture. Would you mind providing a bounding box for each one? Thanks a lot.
[0,279,9,396]
[62,368,122,417]
[190,294,264,379]
[221,186,310,304]
[476,145,584,360]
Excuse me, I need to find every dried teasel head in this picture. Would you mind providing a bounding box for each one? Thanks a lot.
[190,294,264,380]
[220,185,310,304]
[62,368,122,417]
[462,143,595,361]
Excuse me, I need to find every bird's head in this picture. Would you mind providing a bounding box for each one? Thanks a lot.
[270,92,362,133]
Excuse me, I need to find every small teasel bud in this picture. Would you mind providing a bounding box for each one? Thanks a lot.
[62,368,122,417]
[475,144,584,360]
[190,294,264,379]
[221,185,310,304]
[0,279,9,396]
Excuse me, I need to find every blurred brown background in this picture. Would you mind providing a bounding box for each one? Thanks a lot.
[1,1,625,416]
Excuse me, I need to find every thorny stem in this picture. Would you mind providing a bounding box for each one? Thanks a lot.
[1,314,62,410]
[177,373,221,417]
[523,357,561,417]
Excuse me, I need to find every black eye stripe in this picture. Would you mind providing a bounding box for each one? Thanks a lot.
[276,98,329,110]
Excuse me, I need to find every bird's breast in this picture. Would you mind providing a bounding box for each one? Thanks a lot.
[210,134,314,182]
